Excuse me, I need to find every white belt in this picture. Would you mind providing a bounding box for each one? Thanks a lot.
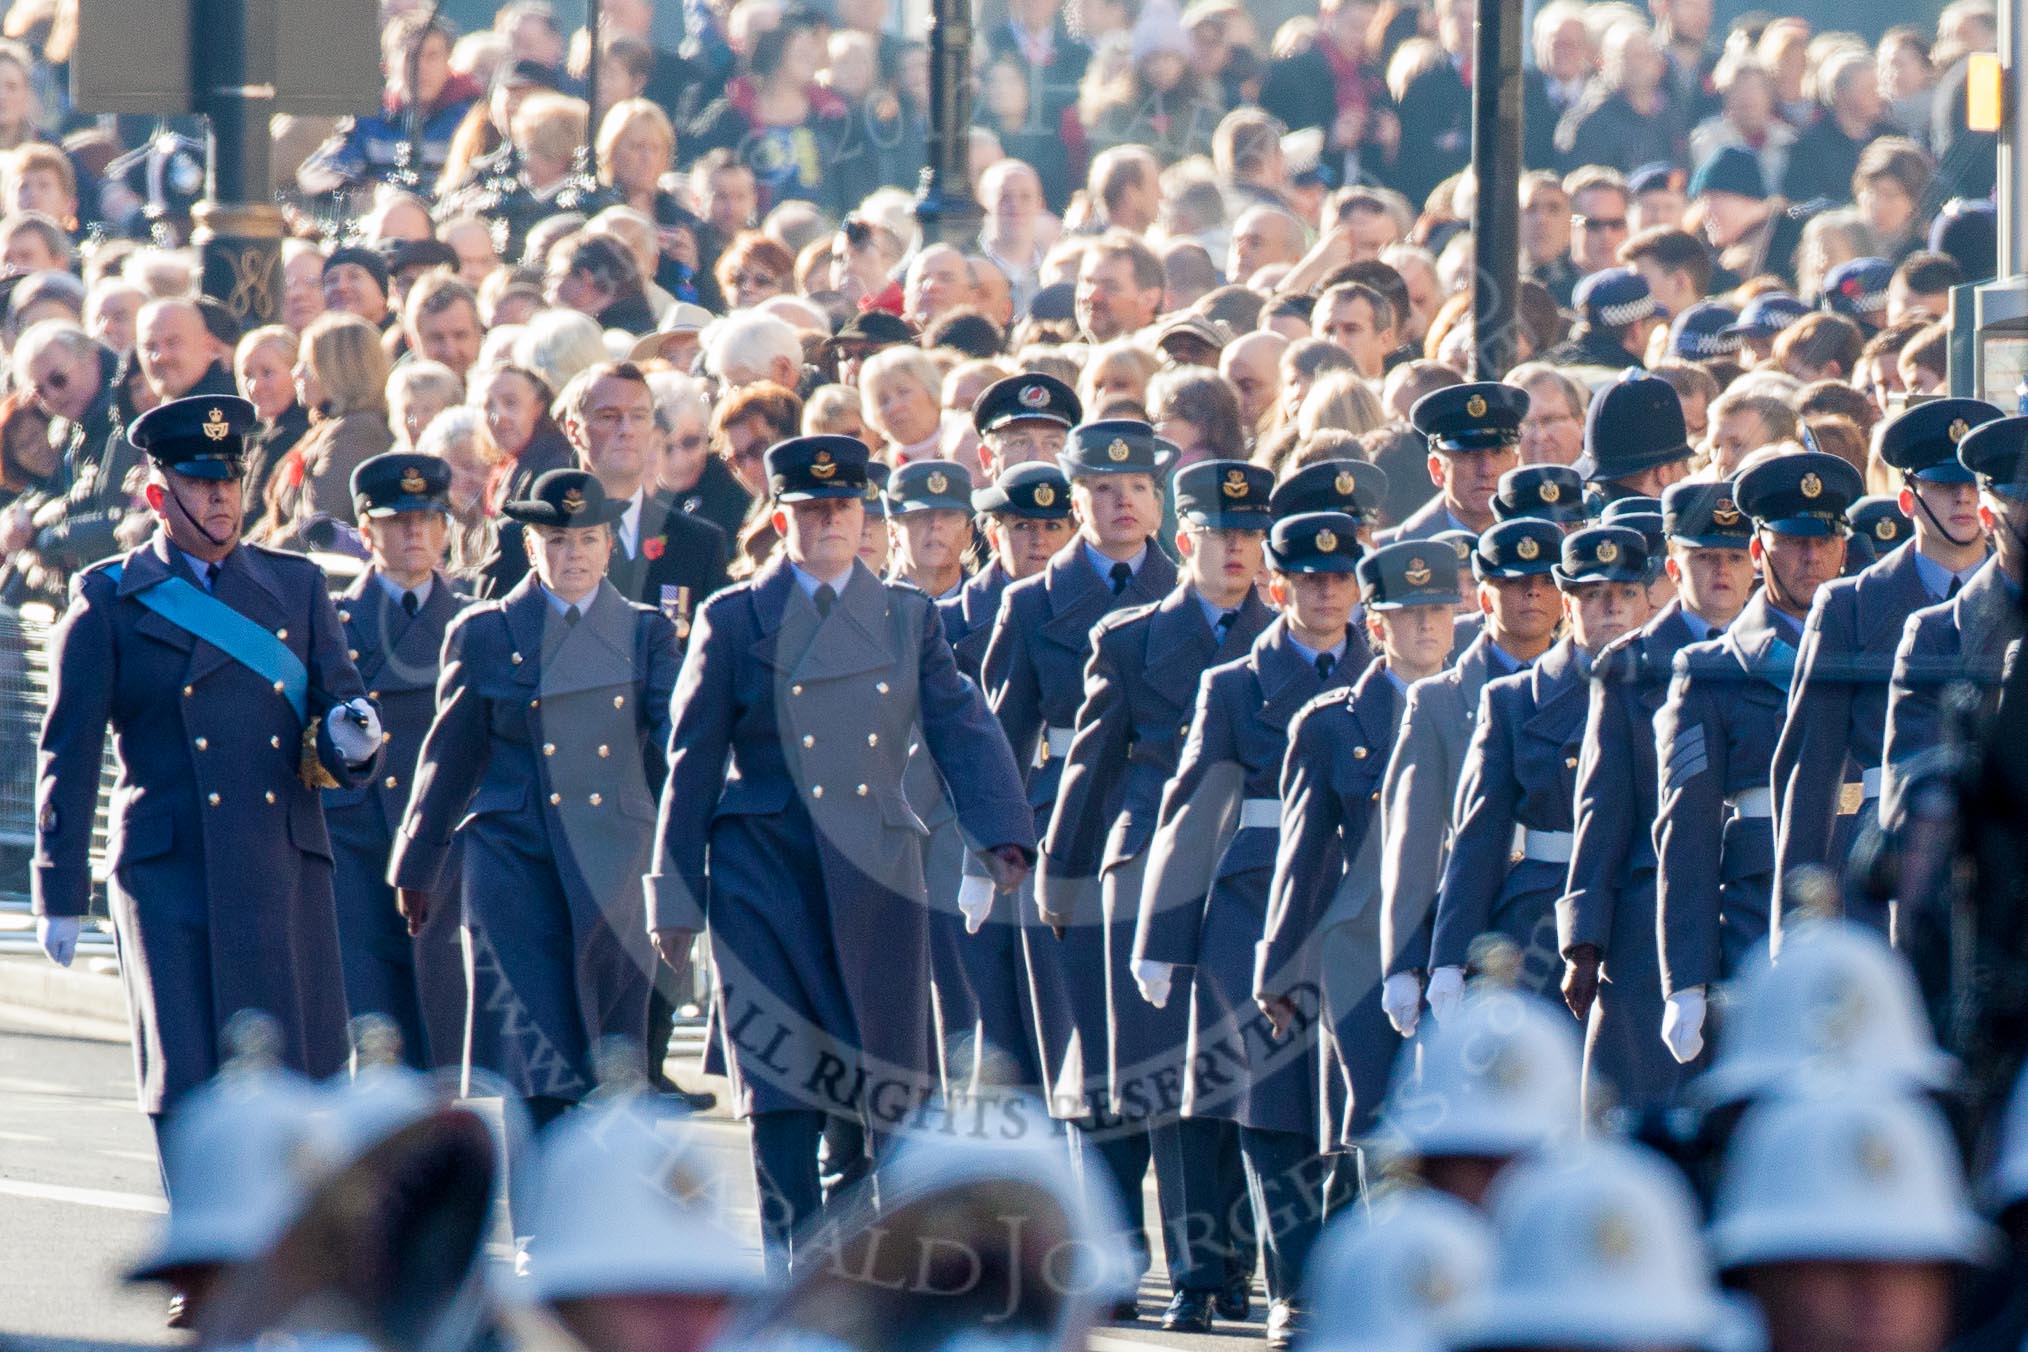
[1238,798,1281,830]
[1729,787,1774,819]
[1035,726,1075,767]
[1519,829,1574,863]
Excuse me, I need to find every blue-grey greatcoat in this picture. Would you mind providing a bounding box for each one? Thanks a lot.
[1379,633,1518,978]
[1654,592,1796,996]
[1430,637,1591,997]
[981,543,1176,1114]
[389,575,678,1102]
[324,570,471,1068]
[1770,540,1934,935]
[648,556,1032,1123]
[1039,583,1273,1117]
[938,560,1011,684]
[1262,658,1403,1151]
[32,535,379,1114]
[1135,618,1368,1136]
[1884,559,2024,820]
[1561,602,1705,1110]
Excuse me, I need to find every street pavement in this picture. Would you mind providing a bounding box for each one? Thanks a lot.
[0,1015,1261,1352]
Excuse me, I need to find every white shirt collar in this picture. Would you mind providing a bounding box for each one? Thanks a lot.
[374,571,434,609]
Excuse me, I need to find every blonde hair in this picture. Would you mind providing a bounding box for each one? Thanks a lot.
[300,312,390,417]
[512,91,590,169]
[595,97,675,183]
[235,323,298,370]
[857,346,944,440]
[1296,370,1385,441]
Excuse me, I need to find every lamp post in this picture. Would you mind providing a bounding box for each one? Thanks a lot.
[914,0,984,247]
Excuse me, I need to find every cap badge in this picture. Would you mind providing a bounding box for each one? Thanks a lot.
[1032,484,1056,508]
[1516,536,1541,561]
[1019,384,1050,408]
[810,460,837,479]
[1538,480,1562,504]
[926,471,949,495]
[1466,394,1488,418]
[1876,518,1899,541]
[1106,437,1132,463]
[1314,528,1339,553]
[1712,498,1741,526]
[1222,469,1250,499]
[202,407,230,442]
[1404,557,1432,586]
[1948,418,1970,444]
[1595,540,1619,564]
[1451,537,1472,561]
[1800,472,1823,499]
[561,487,587,515]
[1333,470,1357,497]
[1591,1209,1639,1266]
[814,449,833,465]
[399,467,428,495]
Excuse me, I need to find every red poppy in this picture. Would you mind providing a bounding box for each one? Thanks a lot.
[642,535,666,561]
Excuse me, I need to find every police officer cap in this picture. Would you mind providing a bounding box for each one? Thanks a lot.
[1555,525,1648,587]
[1821,257,1893,329]
[350,452,450,518]
[764,434,871,501]
[1432,528,1478,569]
[1493,464,1587,525]
[503,468,631,527]
[1175,459,1275,529]
[1058,418,1177,478]
[1668,301,1744,360]
[1662,480,1753,548]
[861,460,890,519]
[1268,511,1363,574]
[128,394,257,480]
[1270,458,1390,521]
[1721,291,1810,340]
[971,461,1071,518]
[1598,502,1666,579]
[1586,371,1693,481]
[1358,540,1460,610]
[973,372,1082,434]
[886,459,974,514]
[1958,415,2028,495]
[1573,266,1659,332]
[1880,397,2006,483]
[1734,451,1862,536]
[1849,494,1912,550]
[1411,382,1529,453]
[1473,519,1562,581]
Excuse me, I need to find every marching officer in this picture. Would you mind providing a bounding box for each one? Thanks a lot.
[1771,400,2002,940]
[1490,464,1588,529]
[940,462,1075,683]
[1561,480,1754,1112]
[1265,541,1461,1180]
[1136,511,1372,1350]
[1038,458,1276,1332]
[1885,415,2028,817]
[1386,384,1529,543]
[1378,518,1562,1038]
[1655,451,1863,1067]
[973,373,1082,477]
[324,453,472,1068]
[885,460,975,600]
[1428,527,1650,1011]
[32,396,382,1151]
[975,418,1177,1314]
[390,469,680,1127]
[1845,495,1914,574]
[647,435,1033,1275]
[1599,497,1671,614]
[856,463,890,575]
[1268,459,1392,543]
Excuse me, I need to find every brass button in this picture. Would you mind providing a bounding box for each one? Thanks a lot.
[802,734,815,748]
[207,793,220,806]
[597,744,610,758]
[275,628,287,641]
[183,685,193,697]
[270,735,281,748]
[338,609,351,623]
[1371,791,1381,801]
[1352,746,1367,759]
[530,698,540,709]
[543,743,556,756]
[194,737,208,751]
[273,680,284,694]
[613,695,624,709]
[264,790,275,804]
[811,785,824,799]
[866,733,878,747]
[792,684,804,696]
[589,792,602,806]
[382,732,391,743]
[549,792,562,805]
[856,784,868,796]
[511,652,523,665]
[369,691,379,700]
[384,775,398,789]
[1565,756,1578,769]
[347,648,358,661]
[876,681,889,694]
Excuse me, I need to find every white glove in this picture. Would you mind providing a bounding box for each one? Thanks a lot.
[1134,959,1174,1009]
[326,697,382,766]
[1382,972,1422,1037]
[957,875,995,934]
[37,915,79,967]
[1662,987,1706,1064]
[1425,965,1466,1024]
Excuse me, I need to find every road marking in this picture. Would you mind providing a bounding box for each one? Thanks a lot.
[0,1129,51,1143]
[1090,1333,1200,1352]
[0,1178,165,1214]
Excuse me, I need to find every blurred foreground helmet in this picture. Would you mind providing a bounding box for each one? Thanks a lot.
[1381,989,1582,1161]
[1304,1188,1494,1352]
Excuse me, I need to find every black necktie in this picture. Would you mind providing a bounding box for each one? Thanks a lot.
[565,603,582,626]
[1315,651,1335,681]
[815,583,836,617]
[1108,561,1133,595]
[401,590,420,617]
[1215,608,1240,644]
[1947,575,1963,600]
[204,562,220,591]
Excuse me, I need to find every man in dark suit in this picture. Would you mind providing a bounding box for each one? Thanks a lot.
[1390,0,1473,207]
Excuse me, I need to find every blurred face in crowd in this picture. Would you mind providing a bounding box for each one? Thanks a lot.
[1608,455,1688,499]
[1177,524,1264,609]
[607,122,671,195]
[858,506,890,572]
[1754,527,1847,617]
[480,369,545,458]
[1742,1260,1953,1352]
[137,303,214,401]
[443,219,500,285]
[1700,190,1766,249]
[1562,578,1646,652]
[1229,208,1303,286]
[1431,445,1519,522]
[829,226,892,304]
[323,263,389,324]
[282,249,327,332]
[8,166,73,224]
[1631,259,1698,321]
[778,496,864,576]
[1369,602,1455,682]
[1857,175,1916,244]
[1706,405,1772,478]
[983,162,1044,237]
[1570,186,1631,273]
[439,430,491,515]
[1076,251,1159,342]
[413,297,482,378]
[720,413,775,495]
[1340,204,1397,259]
[576,374,655,498]
[0,57,30,133]
[727,254,787,310]
[90,287,143,352]
[890,507,968,591]
[388,29,452,108]
[981,419,1066,476]
[1516,379,1583,466]
[362,507,450,587]
[3,225,60,272]
[526,522,613,601]
[867,368,941,448]
[397,383,455,450]
[1632,182,1688,234]
[1391,254,1439,343]
[1221,334,1284,429]
[24,339,101,423]
[905,245,973,328]
[236,340,296,422]
[1318,293,1392,379]
[1668,543,1754,626]
[988,512,1075,579]
[658,400,711,494]
[1072,472,1161,554]
[1540,13,1591,83]
[703,166,759,238]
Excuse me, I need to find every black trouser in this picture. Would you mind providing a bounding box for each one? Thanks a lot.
[1237,1126,1351,1302]
[752,1108,853,1277]
[1161,1115,1260,1293]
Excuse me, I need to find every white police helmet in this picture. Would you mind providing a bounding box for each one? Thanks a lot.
[524,1096,763,1303]
[1708,1089,1996,1270]
[128,1021,328,1281]
[1697,919,1954,1107]
[1448,1140,1762,1352]
[1303,1188,1494,1352]
[1381,988,1583,1160]
[1982,1061,2028,1213]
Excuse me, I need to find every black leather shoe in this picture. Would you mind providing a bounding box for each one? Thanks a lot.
[1215,1277,1252,1322]
[663,1079,717,1112]
[1161,1290,1214,1333]
[1109,1297,1141,1322]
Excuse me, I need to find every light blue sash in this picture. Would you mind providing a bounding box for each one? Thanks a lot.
[106,561,309,721]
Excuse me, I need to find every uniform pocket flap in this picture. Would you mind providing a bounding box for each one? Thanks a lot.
[108,808,175,867]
